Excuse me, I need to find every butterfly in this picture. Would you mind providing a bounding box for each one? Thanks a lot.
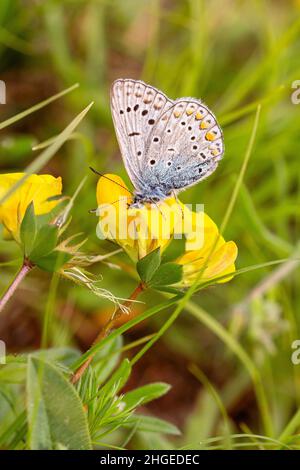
[110,79,224,207]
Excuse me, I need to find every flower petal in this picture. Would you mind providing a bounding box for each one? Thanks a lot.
[0,173,62,240]
[95,173,238,276]
[203,240,238,282]
[96,174,132,206]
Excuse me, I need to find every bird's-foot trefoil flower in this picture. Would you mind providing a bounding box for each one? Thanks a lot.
[0,172,62,242]
[96,173,238,288]
[72,172,239,384]
[0,172,125,316]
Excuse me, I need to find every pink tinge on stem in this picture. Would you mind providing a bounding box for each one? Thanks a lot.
[0,261,33,314]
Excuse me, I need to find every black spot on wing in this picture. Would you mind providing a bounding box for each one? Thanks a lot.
[128,132,141,137]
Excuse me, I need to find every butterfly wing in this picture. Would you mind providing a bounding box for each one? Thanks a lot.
[110,79,174,191]
[141,98,224,194]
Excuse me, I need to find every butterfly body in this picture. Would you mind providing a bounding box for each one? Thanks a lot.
[110,79,224,207]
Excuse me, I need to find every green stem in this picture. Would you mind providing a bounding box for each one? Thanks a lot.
[185,301,273,437]
[131,295,273,437]
[0,260,33,314]
[70,282,145,384]
[278,408,300,443]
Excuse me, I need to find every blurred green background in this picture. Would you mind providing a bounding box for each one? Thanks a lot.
[1,0,300,447]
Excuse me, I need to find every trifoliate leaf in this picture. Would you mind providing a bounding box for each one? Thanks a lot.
[150,262,183,287]
[20,202,37,256]
[136,247,161,283]
[29,224,59,262]
[27,356,92,450]
[35,250,71,272]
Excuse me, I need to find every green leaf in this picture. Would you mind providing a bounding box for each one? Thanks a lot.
[0,362,27,384]
[92,336,123,386]
[35,250,71,272]
[124,414,181,435]
[154,285,184,295]
[136,247,161,283]
[161,237,186,263]
[150,262,183,287]
[36,199,67,228]
[33,347,80,368]
[0,411,27,449]
[100,359,131,396]
[0,348,80,385]
[20,202,37,256]
[29,225,59,262]
[123,382,171,410]
[26,356,92,450]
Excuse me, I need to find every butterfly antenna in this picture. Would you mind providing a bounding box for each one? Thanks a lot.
[89,167,134,195]
[89,196,131,215]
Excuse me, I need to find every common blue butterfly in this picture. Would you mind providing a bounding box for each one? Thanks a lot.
[111,79,224,207]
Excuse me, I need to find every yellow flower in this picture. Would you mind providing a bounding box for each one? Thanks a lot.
[176,237,237,286]
[0,173,62,241]
[96,174,237,285]
[175,203,238,286]
[96,174,182,261]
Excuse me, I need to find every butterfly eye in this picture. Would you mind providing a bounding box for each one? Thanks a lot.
[167,161,172,166]
[142,109,148,116]
[150,159,156,165]
[153,137,159,142]
[152,196,160,203]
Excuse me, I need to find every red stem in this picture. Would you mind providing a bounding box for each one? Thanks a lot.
[0,260,33,314]
[70,282,144,384]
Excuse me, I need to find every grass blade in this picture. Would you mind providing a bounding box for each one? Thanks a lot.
[0,101,93,204]
[0,83,79,130]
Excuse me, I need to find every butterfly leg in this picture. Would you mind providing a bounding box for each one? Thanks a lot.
[172,191,184,219]
[150,199,167,221]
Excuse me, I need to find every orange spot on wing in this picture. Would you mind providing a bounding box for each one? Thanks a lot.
[205,132,216,141]
[200,121,209,129]
[195,112,204,120]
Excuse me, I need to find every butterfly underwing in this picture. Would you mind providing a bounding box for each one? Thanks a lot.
[110,79,224,207]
